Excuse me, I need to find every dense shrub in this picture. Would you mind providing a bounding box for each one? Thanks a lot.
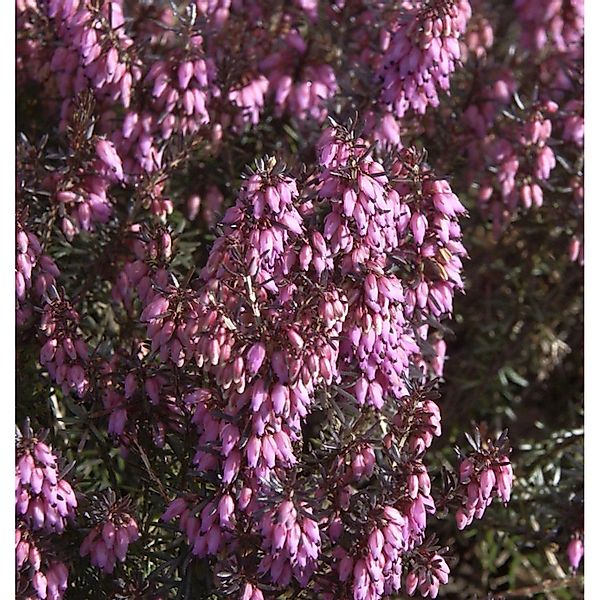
[16,0,582,598]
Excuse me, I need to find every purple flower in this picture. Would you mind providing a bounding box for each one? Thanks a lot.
[567,537,584,570]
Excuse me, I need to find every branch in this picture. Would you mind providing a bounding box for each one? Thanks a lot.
[492,576,583,598]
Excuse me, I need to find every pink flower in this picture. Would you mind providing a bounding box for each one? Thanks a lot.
[96,139,124,180]
[247,342,266,376]
[567,537,584,570]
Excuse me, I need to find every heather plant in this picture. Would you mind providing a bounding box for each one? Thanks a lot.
[16,0,582,598]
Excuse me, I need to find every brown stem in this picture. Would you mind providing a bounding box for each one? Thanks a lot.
[492,576,583,598]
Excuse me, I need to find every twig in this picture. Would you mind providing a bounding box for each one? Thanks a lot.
[132,438,170,502]
[492,576,583,598]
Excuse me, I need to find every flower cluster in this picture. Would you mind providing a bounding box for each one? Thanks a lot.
[112,223,174,312]
[142,52,214,139]
[16,424,76,600]
[20,97,122,242]
[260,29,337,123]
[514,0,584,53]
[45,0,138,124]
[449,0,584,258]
[390,146,467,325]
[80,493,139,574]
[39,294,90,398]
[333,504,425,599]
[16,529,70,600]
[16,214,60,326]
[16,428,77,534]
[103,363,184,451]
[453,430,513,530]
[470,101,559,235]
[258,499,321,585]
[379,0,472,117]
[403,547,451,598]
